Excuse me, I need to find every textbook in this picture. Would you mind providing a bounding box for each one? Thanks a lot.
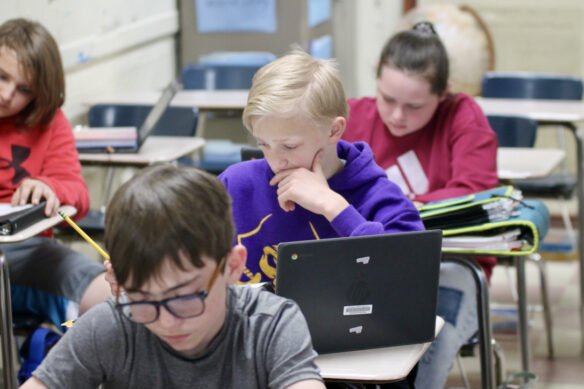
[0,202,47,236]
[73,127,138,150]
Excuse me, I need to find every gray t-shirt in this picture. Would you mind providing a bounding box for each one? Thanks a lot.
[33,285,322,388]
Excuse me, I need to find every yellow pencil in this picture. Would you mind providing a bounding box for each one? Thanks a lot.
[58,211,111,328]
[58,211,110,260]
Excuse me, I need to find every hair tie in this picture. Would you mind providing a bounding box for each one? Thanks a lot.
[412,21,437,36]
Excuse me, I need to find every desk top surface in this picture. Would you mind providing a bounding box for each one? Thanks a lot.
[476,97,584,122]
[497,147,566,180]
[78,136,205,166]
[0,205,76,243]
[316,316,444,383]
[84,89,249,110]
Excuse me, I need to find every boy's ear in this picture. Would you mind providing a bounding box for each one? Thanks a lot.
[328,116,346,143]
[224,245,247,284]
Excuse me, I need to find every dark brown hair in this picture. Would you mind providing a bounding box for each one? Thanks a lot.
[376,22,449,95]
[0,18,65,128]
[105,164,235,290]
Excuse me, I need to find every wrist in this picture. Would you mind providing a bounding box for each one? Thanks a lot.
[322,194,349,221]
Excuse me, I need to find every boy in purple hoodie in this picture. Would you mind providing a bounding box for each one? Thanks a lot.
[218,49,424,389]
[218,49,424,286]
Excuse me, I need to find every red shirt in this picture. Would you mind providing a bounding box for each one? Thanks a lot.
[0,109,89,236]
[343,93,499,203]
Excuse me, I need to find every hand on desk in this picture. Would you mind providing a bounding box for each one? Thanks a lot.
[11,178,60,216]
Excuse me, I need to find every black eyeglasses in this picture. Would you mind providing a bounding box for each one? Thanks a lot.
[115,256,226,324]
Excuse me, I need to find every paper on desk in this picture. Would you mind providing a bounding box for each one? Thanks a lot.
[0,203,33,217]
[497,170,531,179]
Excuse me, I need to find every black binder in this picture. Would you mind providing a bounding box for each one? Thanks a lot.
[0,201,47,236]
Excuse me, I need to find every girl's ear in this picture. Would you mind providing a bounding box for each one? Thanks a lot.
[328,116,346,144]
[224,245,247,284]
[439,82,452,102]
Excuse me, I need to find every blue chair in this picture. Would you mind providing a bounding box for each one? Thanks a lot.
[487,115,538,148]
[482,72,583,100]
[88,104,198,137]
[487,114,555,359]
[181,63,264,174]
[181,63,262,90]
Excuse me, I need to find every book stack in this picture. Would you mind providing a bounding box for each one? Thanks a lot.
[73,126,138,151]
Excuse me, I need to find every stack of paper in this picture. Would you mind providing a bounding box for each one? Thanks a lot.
[73,126,137,150]
[442,228,526,252]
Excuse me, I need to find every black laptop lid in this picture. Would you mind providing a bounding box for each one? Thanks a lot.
[275,230,442,354]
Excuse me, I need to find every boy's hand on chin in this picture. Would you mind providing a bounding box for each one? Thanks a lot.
[269,151,349,220]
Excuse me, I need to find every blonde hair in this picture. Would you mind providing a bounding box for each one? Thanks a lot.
[243,49,347,131]
[0,18,65,128]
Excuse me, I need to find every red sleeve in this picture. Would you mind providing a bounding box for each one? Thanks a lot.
[32,109,90,220]
[414,95,499,203]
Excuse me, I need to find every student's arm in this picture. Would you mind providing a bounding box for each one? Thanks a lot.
[33,109,90,219]
[285,379,326,389]
[414,98,499,203]
[20,376,48,389]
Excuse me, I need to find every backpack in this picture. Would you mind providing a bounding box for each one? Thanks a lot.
[17,327,61,384]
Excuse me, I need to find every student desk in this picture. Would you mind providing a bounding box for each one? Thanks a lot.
[78,136,205,167]
[316,316,444,384]
[78,136,205,220]
[83,90,249,138]
[497,147,566,180]
[1,205,76,389]
[477,97,584,352]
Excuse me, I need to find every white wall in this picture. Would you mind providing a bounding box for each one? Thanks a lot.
[333,0,402,99]
[418,0,584,79]
[1,0,179,125]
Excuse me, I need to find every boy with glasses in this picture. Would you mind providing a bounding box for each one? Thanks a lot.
[21,164,325,389]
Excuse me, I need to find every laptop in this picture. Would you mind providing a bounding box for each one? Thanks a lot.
[75,80,182,153]
[275,230,442,354]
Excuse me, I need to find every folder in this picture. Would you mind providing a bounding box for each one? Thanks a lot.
[419,186,550,256]
[0,202,47,236]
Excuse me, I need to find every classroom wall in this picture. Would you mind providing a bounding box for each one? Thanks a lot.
[1,0,179,126]
[418,0,584,80]
[333,0,402,99]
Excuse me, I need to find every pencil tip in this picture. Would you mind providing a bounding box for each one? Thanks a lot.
[58,211,66,219]
[61,319,75,328]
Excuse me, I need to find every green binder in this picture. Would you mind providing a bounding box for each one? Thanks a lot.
[419,186,550,256]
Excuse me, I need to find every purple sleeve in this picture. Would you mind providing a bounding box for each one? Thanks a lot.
[330,204,424,237]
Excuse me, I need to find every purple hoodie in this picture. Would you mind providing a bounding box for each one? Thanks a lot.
[219,140,424,284]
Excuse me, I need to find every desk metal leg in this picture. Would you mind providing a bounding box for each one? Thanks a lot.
[565,124,584,354]
[0,251,18,389]
[574,127,584,355]
[515,256,530,379]
[544,122,584,354]
[443,256,495,389]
